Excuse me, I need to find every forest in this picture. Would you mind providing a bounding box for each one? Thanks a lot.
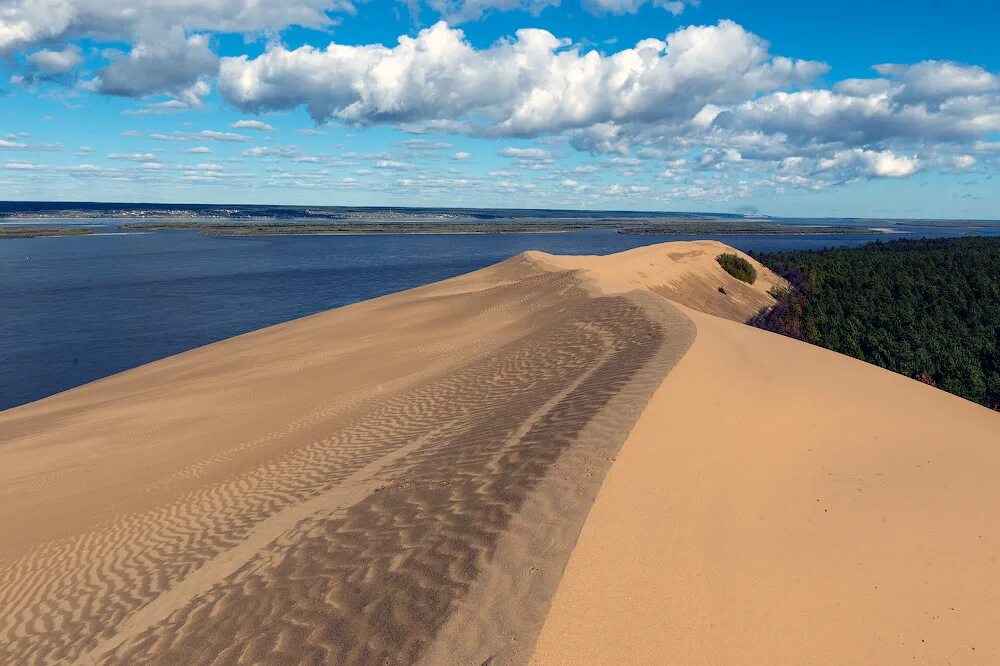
[750,236,1000,410]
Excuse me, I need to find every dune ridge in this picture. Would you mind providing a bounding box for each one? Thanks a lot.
[0,249,697,665]
[2,239,997,665]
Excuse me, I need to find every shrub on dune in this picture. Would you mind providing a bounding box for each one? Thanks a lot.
[717,253,758,284]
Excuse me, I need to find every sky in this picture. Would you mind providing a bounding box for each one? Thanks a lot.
[1,0,998,218]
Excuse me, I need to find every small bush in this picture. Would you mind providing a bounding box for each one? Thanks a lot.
[718,286,727,295]
[717,253,757,284]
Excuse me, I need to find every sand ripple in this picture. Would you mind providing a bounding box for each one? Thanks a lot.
[0,256,694,665]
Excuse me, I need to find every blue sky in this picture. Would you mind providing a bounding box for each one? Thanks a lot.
[1,0,998,218]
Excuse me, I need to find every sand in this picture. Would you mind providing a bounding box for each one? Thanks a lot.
[0,250,693,664]
[531,304,1000,665]
[1,239,997,665]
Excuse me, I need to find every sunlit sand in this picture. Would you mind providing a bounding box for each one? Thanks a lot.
[1,241,997,664]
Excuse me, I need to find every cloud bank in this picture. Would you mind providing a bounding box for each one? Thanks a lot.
[219,21,825,133]
[2,1,999,200]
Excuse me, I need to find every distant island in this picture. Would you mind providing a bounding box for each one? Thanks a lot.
[0,225,94,239]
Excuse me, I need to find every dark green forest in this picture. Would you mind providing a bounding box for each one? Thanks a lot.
[750,237,1000,410]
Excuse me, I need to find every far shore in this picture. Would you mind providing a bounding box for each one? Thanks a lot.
[111,220,891,237]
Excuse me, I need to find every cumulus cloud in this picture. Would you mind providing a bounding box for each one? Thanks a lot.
[25,44,82,77]
[219,20,826,136]
[6,8,998,200]
[874,61,998,104]
[713,60,1000,147]
[820,149,919,179]
[772,148,920,187]
[0,0,348,54]
[87,29,217,104]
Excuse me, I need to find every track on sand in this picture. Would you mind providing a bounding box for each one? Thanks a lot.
[0,253,694,665]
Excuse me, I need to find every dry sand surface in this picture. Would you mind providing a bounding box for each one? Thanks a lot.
[1,239,998,665]
[531,305,1000,665]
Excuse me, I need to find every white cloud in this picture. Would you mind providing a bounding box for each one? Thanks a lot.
[25,44,82,75]
[4,11,998,201]
[399,138,453,149]
[606,183,649,195]
[820,149,919,178]
[874,60,998,103]
[122,99,197,116]
[583,0,696,16]
[374,159,415,169]
[108,152,161,161]
[87,29,216,103]
[231,119,275,132]
[425,0,697,20]
[0,138,61,151]
[420,0,556,24]
[1,161,42,170]
[219,21,826,137]
[772,148,920,186]
[195,130,251,142]
[0,0,349,54]
[186,146,212,153]
[951,154,977,170]
[244,145,300,158]
[713,61,1000,147]
[498,146,551,159]
[569,123,631,154]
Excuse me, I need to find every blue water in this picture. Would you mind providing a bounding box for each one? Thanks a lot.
[2,226,998,411]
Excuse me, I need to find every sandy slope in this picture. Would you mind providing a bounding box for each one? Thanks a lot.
[531,305,1000,665]
[0,251,694,665]
[1,239,997,665]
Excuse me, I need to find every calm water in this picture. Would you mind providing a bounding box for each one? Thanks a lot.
[2,226,997,410]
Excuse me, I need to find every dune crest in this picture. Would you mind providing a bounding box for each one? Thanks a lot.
[524,239,786,321]
[1,240,997,665]
[0,249,694,665]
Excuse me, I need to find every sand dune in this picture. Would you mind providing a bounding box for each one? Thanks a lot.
[531,300,1000,664]
[1,240,997,665]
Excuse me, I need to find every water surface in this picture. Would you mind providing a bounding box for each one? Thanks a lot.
[2,226,997,410]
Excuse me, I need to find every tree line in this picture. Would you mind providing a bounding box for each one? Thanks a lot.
[750,236,1000,410]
